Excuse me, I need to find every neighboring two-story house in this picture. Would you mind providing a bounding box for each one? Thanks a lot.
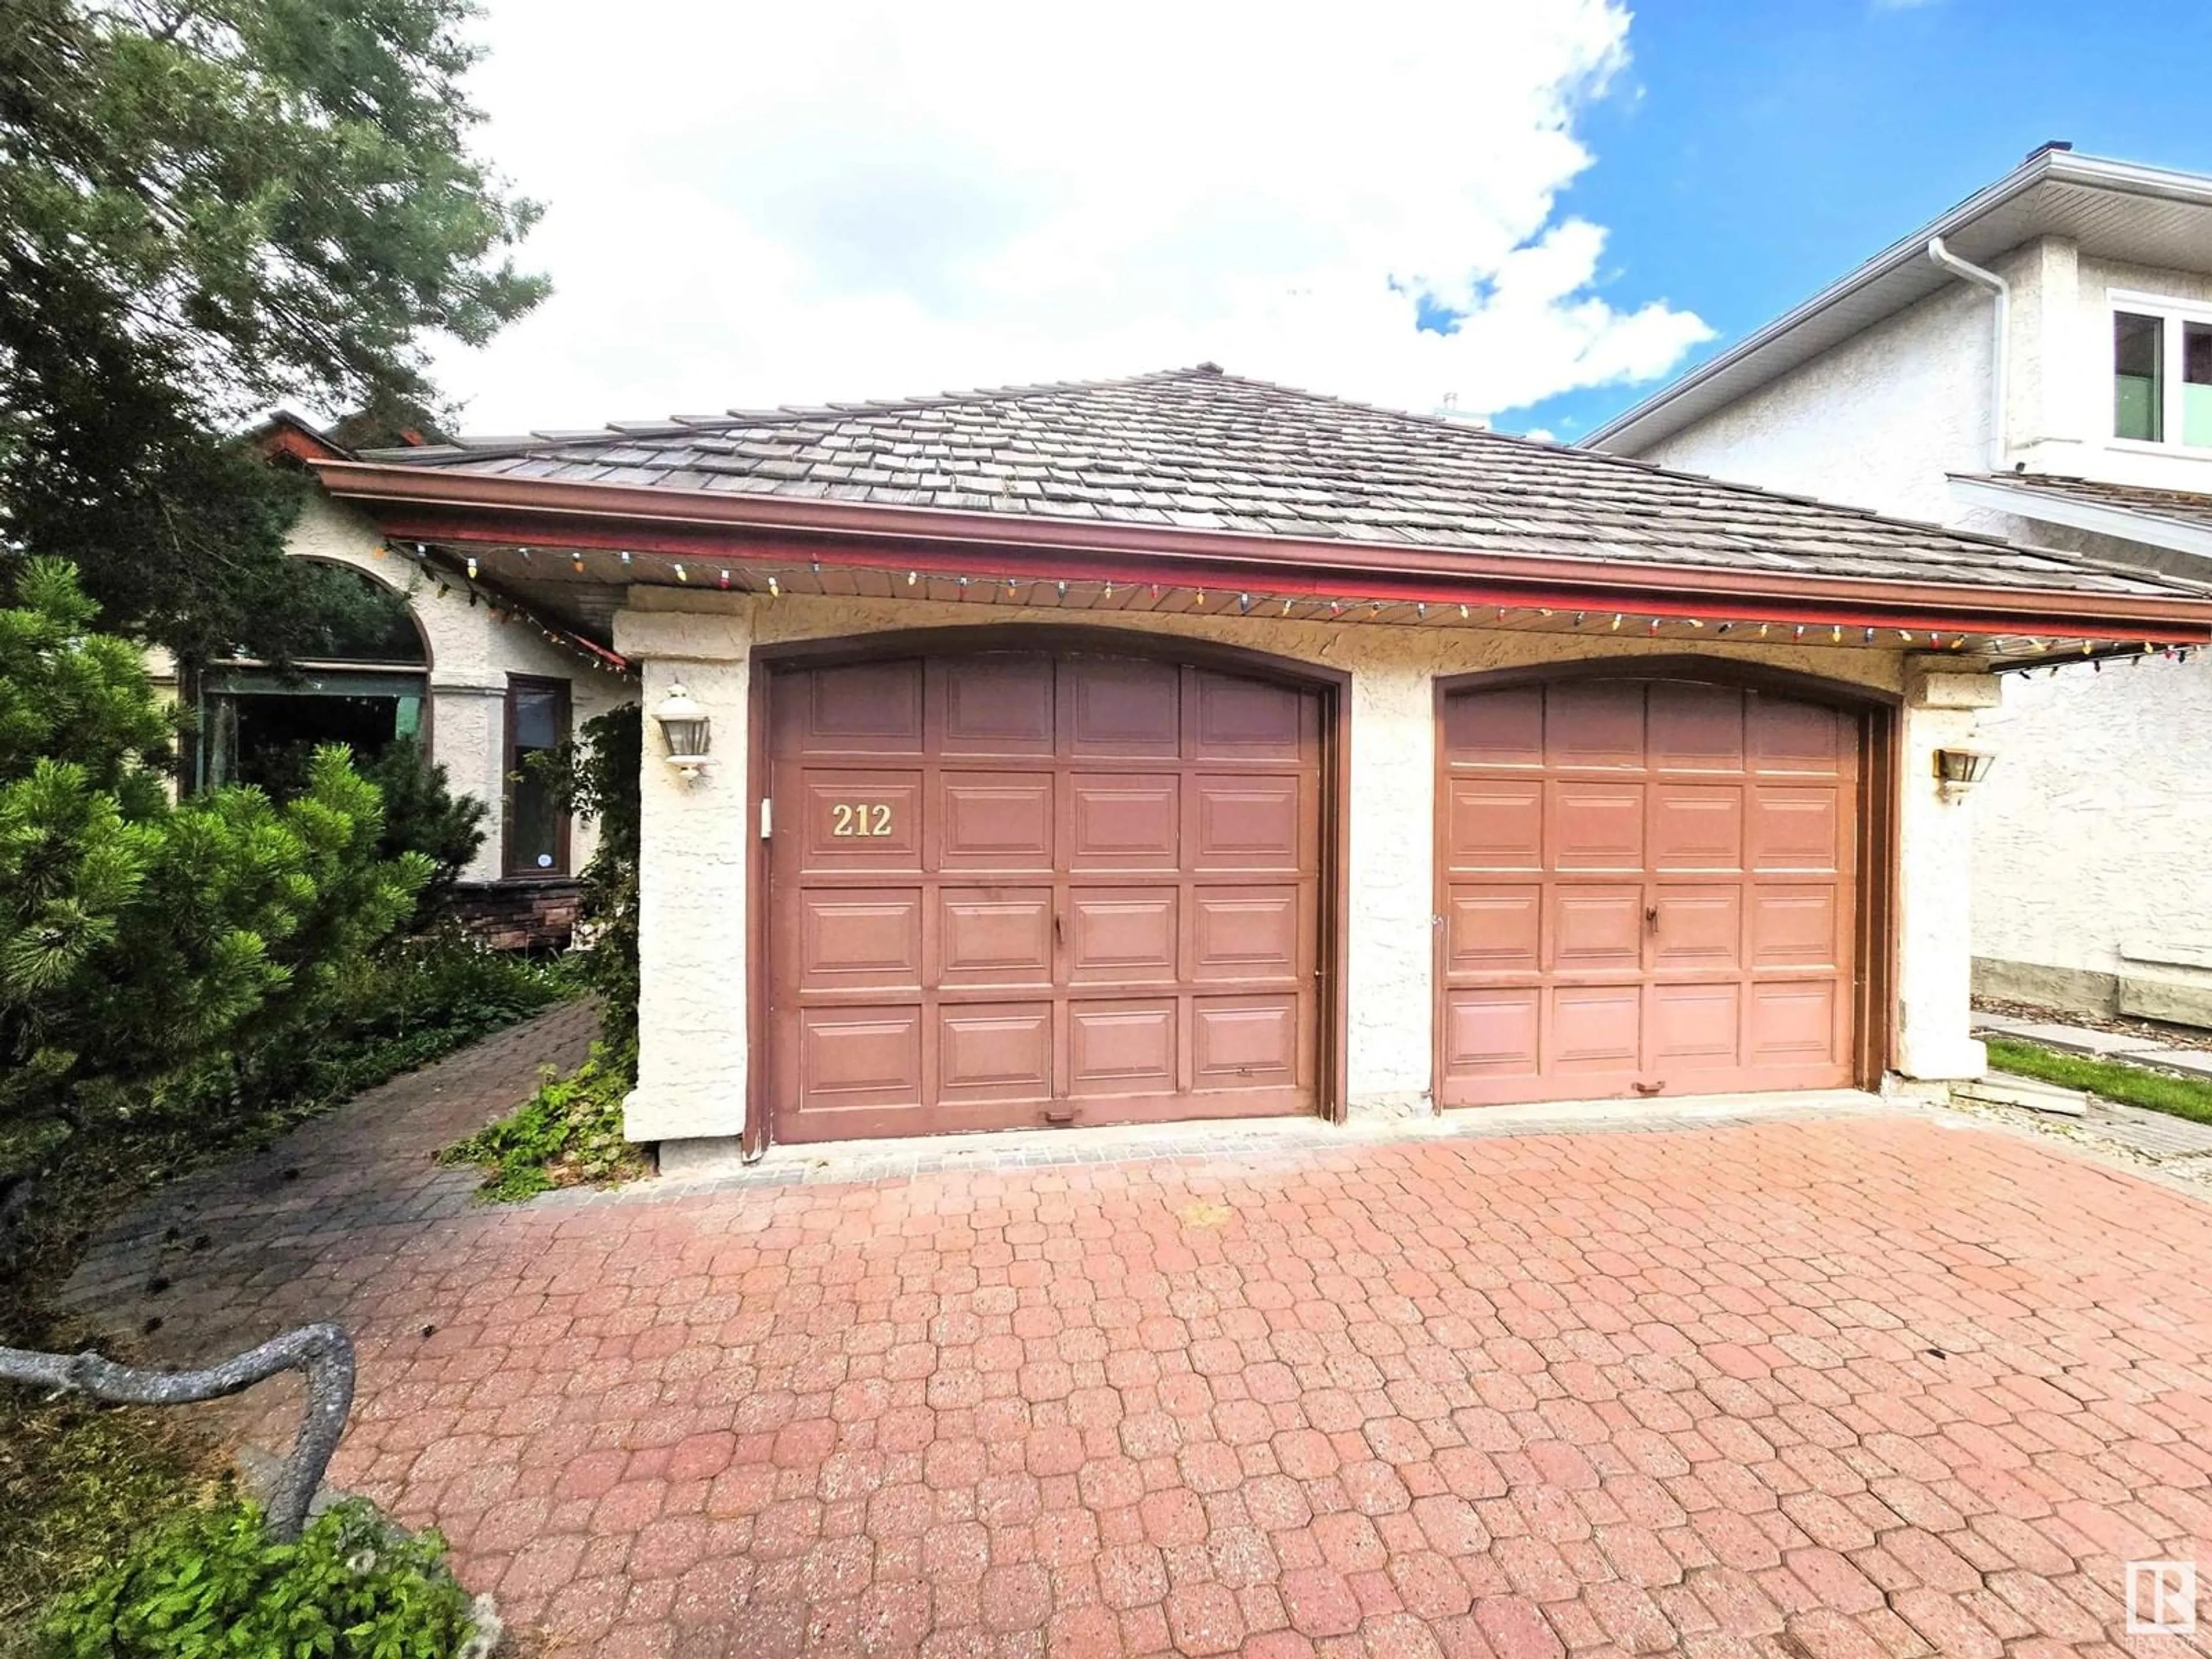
[1589,144,2212,1025]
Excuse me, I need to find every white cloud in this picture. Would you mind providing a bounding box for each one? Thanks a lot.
[433,0,1711,431]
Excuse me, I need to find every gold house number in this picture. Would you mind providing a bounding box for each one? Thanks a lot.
[830,802,893,838]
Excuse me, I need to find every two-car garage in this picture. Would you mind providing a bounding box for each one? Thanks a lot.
[759,635,1876,1147]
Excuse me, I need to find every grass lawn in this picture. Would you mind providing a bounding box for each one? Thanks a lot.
[1986,1035,2212,1126]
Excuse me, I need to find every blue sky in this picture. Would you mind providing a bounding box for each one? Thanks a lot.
[448,1,2212,433]
[1505,0,2212,439]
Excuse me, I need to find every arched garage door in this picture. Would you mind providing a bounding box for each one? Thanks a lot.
[766,645,1327,1143]
[1438,673,1863,1106]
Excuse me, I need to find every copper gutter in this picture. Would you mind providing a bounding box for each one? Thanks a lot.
[312,459,2212,639]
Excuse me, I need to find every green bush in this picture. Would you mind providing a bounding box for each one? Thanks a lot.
[163,929,578,1145]
[36,1497,482,1659]
[537,703,639,1052]
[1,560,427,1256]
[355,737,487,919]
[441,1040,646,1202]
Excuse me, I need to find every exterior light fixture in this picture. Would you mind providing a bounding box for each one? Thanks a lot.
[656,682,711,778]
[1934,747,1994,801]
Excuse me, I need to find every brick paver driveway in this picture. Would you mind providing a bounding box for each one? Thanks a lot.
[66,1024,2212,1657]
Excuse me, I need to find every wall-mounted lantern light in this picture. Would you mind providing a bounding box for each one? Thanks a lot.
[1934,747,1994,801]
[656,681,711,779]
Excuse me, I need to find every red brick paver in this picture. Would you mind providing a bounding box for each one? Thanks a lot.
[62,1046,2212,1657]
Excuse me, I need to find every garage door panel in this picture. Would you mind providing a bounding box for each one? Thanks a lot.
[938,890,1053,990]
[1550,781,1645,872]
[1195,775,1303,873]
[774,649,1324,1141]
[1749,787,1842,873]
[1751,696,1849,776]
[936,656,1056,756]
[1444,988,1540,1076]
[939,773,1054,872]
[1547,984,1643,1070]
[1069,1000,1177,1096]
[1647,982,1741,1068]
[1552,885,1644,975]
[937,1003,1053,1105]
[1446,885,1541,977]
[1070,775,1181,871]
[1193,887,1301,983]
[800,771,923,871]
[1547,681,1647,770]
[1443,685,1543,768]
[1751,887,1840,972]
[1650,785,1744,872]
[1648,682,1747,773]
[1652,885,1742,972]
[800,1007,923,1111]
[1193,671,1312,762]
[1449,779,1544,873]
[1062,657,1181,757]
[1441,678,1858,1107]
[801,889,923,992]
[1749,981,1840,1063]
[1068,888,1179,986]
[1192,995,1298,1087]
[777,660,923,755]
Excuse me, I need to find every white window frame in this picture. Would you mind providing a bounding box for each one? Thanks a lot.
[2109,287,2212,454]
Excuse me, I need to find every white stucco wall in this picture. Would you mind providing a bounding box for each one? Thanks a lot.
[1976,646,2212,1000]
[615,590,1991,1150]
[282,494,632,882]
[1638,271,1996,527]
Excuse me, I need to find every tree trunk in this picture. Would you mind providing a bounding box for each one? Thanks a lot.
[0,1322,355,1541]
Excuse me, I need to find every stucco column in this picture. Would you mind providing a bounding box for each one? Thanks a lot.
[612,599,757,1153]
[1344,661,1438,1115]
[1893,661,2000,1081]
[428,672,510,883]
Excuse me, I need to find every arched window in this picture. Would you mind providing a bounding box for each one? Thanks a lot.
[196,564,430,796]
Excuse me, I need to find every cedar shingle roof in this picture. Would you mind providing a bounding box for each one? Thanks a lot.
[363,367,2200,600]
[1961,472,2212,535]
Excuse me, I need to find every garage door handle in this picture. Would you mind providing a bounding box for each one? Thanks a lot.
[1054,912,1064,945]
[1645,905,1659,934]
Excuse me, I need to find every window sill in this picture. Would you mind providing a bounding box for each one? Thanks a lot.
[2103,439,2212,463]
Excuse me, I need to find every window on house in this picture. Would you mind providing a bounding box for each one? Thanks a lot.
[2115,311,2164,442]
[504,677,571,877]
[2187,321,2212,448]
[196,565,428,796]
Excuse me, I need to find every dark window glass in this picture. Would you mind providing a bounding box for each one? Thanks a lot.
[505,679,570,876]
[196,672,425,794]
[2116,311,2165,441]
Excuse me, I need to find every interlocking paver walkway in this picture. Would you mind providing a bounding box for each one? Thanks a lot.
[60,1029,2212,1657]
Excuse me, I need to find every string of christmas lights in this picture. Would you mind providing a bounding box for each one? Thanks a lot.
[377,542,632,675]
[382,541,2200,671]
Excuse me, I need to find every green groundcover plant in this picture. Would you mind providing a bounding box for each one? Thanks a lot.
[36,1497,486,1659]
[440,1039,645,1202]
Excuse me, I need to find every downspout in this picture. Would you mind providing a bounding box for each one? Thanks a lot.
[1927,236,2009,469]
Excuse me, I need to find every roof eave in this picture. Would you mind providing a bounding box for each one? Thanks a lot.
[309,458,2212,641]
[1949,475,2212,564]
[1584,150,2212,454]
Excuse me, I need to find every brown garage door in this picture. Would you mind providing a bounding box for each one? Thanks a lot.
[766,647,1324,1143]
[1438,676,1859,1106]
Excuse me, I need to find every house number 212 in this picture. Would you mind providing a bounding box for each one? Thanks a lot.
[830,802,892,838]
